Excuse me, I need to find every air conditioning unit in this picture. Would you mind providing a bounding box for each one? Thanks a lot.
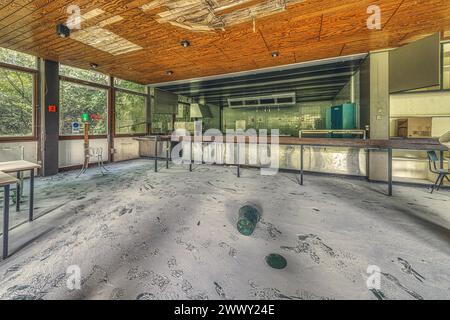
[228,93,296,109]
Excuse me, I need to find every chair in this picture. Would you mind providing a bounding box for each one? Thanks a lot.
[76,147,109,177]
[0,146,25,210]
[427,151,449,193]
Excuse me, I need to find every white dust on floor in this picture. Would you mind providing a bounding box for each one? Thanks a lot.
[0,159,449,300]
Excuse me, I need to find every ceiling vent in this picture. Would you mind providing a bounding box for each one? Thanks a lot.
[228,93,296,109]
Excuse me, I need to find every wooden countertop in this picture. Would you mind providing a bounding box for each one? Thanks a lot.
[160,135,448,151]
[0,160,41,173]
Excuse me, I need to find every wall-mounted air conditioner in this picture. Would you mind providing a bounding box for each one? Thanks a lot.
[228,93,296,109]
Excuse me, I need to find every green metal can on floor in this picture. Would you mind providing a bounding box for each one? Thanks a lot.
[237,204,261,236]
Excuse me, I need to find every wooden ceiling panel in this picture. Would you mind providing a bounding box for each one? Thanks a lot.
[1,0,449,84]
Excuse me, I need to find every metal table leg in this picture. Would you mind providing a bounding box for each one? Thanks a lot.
[16,172,20,212]
[154,139,158,173]
[3,185,10,259]
[189,140,193,172]
[299,145,304,186]
[440,150,445,170]
[388,148,393,197]
[166,146,170,169]
[29,169,34,222]
[237,145,241,178]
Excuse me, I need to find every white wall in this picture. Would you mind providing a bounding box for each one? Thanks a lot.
[59,139,108,168]
[113,137,140,162]
[391,90,450,138]
[0,141,38,163]
[390,90,450,184]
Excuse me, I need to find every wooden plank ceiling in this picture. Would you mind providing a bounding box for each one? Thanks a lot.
[0,0,449,85]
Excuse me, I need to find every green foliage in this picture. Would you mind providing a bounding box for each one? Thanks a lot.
[1,49,150,138]
[0,67,33,137]
[115,91,147,134]
[0,47,36,69]
[114,78,147,93]
[60,81,108,135]
[60,64,109,85]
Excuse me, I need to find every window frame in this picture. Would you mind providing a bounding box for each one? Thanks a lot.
[441,41,450,91]
[58,75,111,140]
[113,85,149,138]
[0,61,39,142]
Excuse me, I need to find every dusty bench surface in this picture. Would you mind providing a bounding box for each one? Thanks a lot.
[0,171,18,187]
[0,160,41,173]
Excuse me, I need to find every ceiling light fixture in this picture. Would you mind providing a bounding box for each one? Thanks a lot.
[181,40,190,48]
[271,51,279,58]
[167,70,174,76]
[90,63,99,69]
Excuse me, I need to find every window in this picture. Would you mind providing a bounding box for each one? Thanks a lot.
[115,91,147,134]
[114,78,147,93]
[152,113,173,134]
[443,43,450,90]
[0,47,36,69]
[60,81,108,135]
[0,67,34,137]
[60,64,109,85]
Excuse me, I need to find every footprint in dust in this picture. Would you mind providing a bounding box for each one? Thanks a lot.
[136,292,156,300]
[218,242,238,258]
[397,258,425,282]
[382,273,423,300]
[281,234,339,266]
[167,256,177,269]
[214,282,226,298]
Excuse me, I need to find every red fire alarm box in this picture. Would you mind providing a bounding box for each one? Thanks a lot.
[48,105,57,113]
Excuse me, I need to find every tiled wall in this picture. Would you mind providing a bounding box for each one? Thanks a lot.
[222,101,332,136]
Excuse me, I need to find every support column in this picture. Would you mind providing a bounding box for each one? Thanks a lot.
[40,59,60,176]
[363,52,391,182]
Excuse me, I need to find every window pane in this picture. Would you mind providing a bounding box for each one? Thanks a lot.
[0,47,36,69]
[115,91,147,134]
[443,43,450,90]
[0,68,34,137]
[60,64,109,85]
[152,113,173,134]
[114,78,147,93]
[60,81,108,135]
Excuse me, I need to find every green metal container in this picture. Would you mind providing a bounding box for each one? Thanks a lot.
[237,204,261,236]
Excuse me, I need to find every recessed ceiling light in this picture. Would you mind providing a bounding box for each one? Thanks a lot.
[181,40,190,48]
[271,51,279,58]
[166,70,174,75]
[90,63,99,69]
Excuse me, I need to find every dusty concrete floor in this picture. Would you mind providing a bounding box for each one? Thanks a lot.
[0,159,449,300]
